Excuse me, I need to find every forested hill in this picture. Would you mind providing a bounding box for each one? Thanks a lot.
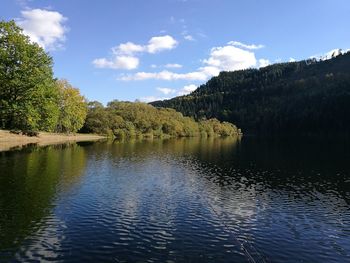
[151,52,350,135]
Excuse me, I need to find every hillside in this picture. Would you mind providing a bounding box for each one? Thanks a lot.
[151,52,350,135]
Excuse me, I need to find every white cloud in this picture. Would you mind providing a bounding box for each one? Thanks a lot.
[289,57,296,62]
[111,35,178,55]
[203,44,257,71]
[119,41,266,81]
[93,35,178,70]
[198,66,221,77]
[184,35,195,41]
[310,48,350,61]
[178,84,197,96]
[113,42,144,55]
[164,63,182,68]
[147,35,178,53]
[157,87,176,95]
[139,96,169,103]
[17,9,67,50]
[258,59,270,68]
[228,41,264,50]
[143,84,197,102]
[151,63,182,69]
[93,56,139,70]
[119,70,208,81]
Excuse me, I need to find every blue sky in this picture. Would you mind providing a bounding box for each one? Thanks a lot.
[1,0,350,104]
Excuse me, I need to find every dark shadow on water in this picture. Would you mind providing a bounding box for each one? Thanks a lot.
[0,142,89,260]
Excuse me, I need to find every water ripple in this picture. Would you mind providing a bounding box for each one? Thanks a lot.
[0,138,349,262]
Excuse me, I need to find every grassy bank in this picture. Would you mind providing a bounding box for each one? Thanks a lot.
[0,130,105,152]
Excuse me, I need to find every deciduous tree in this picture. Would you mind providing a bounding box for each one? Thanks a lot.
[0,20,59,131]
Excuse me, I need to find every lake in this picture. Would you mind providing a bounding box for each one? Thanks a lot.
[0,137,349,262]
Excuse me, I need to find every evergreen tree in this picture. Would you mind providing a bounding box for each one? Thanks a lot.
[152,52,350,135]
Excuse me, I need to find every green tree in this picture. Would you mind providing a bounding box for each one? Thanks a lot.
[81,101,110,134]
[55,79,87,133]
[0,20,59,131]
[81,100,240,138]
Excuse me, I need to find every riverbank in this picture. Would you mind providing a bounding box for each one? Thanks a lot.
[0,130,106,152]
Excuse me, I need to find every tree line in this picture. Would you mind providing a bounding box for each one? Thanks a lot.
[152,51,350,135]
[0,20,241,138]
[81,100,241,138]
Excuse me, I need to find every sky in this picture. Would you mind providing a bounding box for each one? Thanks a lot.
[1,0,350,104]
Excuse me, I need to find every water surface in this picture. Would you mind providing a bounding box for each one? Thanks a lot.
[0,137,349,262]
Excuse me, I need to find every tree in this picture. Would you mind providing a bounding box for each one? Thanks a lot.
[55,79,87,133]
[0,20,59,131]
[81,101,110,134]
[80,100,240,138]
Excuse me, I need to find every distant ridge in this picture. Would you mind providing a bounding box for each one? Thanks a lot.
[311,48,350,61]
[151,51,350,135]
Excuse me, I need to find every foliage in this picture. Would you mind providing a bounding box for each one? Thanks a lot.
[81,101,241,138]
[55,79,87,133]
[151,52,350,135]
[0,20,89,133]
[0,20,59,131]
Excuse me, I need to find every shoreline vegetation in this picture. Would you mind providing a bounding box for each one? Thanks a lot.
[81,101,242,139]
[0,20,242,141]
[0,130,105,152]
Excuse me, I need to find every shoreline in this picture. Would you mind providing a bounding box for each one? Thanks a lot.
[0,130,106,152]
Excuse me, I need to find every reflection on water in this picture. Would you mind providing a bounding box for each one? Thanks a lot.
[0,137,349,262]
[0,144,87,259]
